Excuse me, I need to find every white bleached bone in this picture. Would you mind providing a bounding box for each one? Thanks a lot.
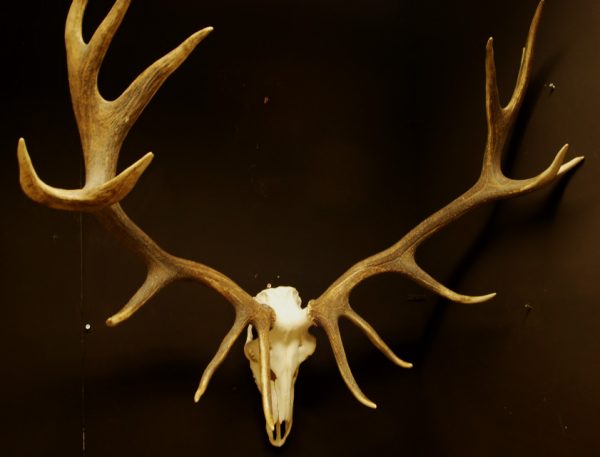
[244,286,316,446]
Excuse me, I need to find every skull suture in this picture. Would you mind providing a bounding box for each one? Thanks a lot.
[244,286,316,446]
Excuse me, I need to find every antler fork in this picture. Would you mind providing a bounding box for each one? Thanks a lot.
[308,0,583,409]
[17,0,277,432]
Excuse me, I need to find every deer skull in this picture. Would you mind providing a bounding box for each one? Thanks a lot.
[244,286,316,446]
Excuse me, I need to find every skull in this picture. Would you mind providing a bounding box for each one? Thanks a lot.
[244,286,316,446]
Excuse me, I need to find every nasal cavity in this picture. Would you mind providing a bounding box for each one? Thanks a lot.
[280,420,288,438]
[271,420,290,446]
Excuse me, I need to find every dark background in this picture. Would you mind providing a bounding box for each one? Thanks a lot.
[1,0,598,455]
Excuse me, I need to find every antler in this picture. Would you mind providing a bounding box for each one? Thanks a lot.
[18,0,209,211]
[17,0,277,432]
[308,0,583,409]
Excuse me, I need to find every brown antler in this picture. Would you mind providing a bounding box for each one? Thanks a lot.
[17,0,277,432]
[308,0,583,409]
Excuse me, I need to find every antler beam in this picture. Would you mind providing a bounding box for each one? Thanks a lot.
[307,0,583,409]
[18,0,278,432]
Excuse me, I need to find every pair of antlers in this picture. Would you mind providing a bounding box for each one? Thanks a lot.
[18,0,582,430]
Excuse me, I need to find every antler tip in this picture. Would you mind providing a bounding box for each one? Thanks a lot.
[17,137,49,205]
[484,37,496,65]
[486,37,495,54]
[17,137,33,170]
[193,387,205,403]
[363,399,377,409]
[105,314,124,327]
[192,26,215,43]
[130,151,155,173]
[558,155,585,176]
[352,386,377,409]
[550,143,570,173]
[573,155,585,164]
[532,0,545,23]
[475,292,497,303]
[458,292,497,304]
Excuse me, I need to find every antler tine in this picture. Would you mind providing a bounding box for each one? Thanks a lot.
[18,0,212,211]
[84,0,130,75]
[195,315,249,402]
[18,138,153,211]
[484,37,502,156]
[113,27,213,140]
[344,309,413,369]
[319,315,377,409]
[193,313,277,433]
[508,0,544,113]
[309,0,583,409]
[104,266,176,327]
[399,251,497,304]
[64,0,86,49]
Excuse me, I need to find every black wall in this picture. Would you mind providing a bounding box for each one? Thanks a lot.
[2,0,598,455]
